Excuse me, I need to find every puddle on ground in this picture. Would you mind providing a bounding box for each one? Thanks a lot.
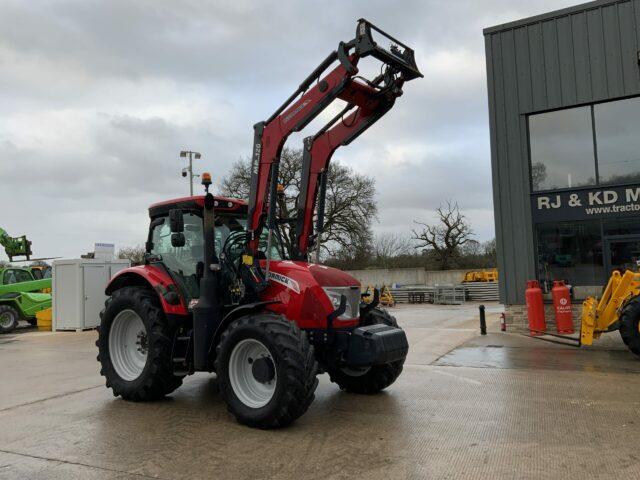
[434,345,640,373]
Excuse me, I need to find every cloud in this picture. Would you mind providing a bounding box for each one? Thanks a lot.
[0,0,578,260]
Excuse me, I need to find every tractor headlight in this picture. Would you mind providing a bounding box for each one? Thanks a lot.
[323,286,361,320]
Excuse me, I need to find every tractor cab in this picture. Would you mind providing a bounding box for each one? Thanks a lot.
[145,195,284,305]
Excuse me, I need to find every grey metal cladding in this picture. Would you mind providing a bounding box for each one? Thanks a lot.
[484,0,640,304]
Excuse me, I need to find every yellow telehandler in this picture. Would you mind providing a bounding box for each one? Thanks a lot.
[462,268,498,283]
[581,269,640,356]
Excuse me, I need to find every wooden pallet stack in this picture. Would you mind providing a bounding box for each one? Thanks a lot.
[463,282,500,301]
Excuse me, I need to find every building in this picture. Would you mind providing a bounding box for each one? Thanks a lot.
[484,0,640,328]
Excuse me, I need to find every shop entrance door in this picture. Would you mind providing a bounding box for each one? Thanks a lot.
[604,235,640,274]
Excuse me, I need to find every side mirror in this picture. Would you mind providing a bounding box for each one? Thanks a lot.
[171,232,186,248]
[169,209,184,233]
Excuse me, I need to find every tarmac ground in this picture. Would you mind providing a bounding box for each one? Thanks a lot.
[1,302,639,479]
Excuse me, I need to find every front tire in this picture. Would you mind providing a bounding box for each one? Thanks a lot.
[328,307,405,394]
[619,295,640,357]
[215,313,318,429]
[96,287,183,401]
[0,305,19,333]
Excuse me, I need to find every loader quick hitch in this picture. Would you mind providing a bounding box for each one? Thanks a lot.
[353,18,423,80]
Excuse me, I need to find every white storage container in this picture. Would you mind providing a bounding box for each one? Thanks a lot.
[52,259,130,331]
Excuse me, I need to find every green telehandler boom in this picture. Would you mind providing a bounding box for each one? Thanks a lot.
[0,227,32,262]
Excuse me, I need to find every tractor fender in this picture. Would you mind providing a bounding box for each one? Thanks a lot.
[105,266,189,316]
[0,293,21,317]
[207,300,280,361]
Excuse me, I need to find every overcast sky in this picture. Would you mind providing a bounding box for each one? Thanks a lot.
[0,0,579,261]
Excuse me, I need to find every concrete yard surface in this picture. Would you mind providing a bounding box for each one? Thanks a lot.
[1,302,640,479]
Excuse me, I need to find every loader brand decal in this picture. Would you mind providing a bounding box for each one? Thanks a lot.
[283,100,311,124]
[532,184,640,222]
[251,142,261,174]
[267,271,300,294]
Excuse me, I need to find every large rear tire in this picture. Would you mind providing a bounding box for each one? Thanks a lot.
[0,305,19,333]
[96,287,183,401]
[328,307,405,394]
[619,295,640,357]
[215,313,318,429]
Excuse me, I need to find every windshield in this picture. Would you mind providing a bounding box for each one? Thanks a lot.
[149,212,284,301]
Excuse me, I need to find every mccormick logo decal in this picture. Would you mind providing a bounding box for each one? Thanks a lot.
[267,271,300,294]
[283,100,310,124]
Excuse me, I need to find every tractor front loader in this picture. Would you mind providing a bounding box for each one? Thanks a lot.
[0,227,32,262]
[96,19,422,429]
[581,269,640,355]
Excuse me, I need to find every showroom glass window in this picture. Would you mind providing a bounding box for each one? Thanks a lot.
[535,220,604,286]
[594,97,640,185]
[529,106,596,191]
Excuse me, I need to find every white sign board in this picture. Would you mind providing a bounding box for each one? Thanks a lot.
[94,243,115,260]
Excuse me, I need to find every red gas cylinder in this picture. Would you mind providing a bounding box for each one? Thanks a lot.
[552,280,574,334]
[525,280,546,335]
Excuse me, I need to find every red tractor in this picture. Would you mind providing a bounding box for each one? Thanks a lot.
[97,19,422,428]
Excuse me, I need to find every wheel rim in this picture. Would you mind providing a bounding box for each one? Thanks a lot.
[228,338,276,408]
[108,309,148,381]
[341,366,371,377]
[0,312,14,329]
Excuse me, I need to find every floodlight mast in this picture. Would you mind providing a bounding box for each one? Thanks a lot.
[180,150,202,196]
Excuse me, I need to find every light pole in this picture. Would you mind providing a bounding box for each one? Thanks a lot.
[179,150,201,196]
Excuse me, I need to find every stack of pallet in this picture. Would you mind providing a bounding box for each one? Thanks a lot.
[390,286,434,304]
[463,281,500,301]
[433,284,466,305]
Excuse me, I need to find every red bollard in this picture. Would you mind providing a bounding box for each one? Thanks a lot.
[525,280,546,335]
[552,280,574,334]
[500,312,506,331]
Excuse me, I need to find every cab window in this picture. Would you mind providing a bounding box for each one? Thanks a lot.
[3,269,33,285]
[150,212,203,301]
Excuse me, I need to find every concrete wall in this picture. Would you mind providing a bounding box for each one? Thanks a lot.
[345,268,469,287]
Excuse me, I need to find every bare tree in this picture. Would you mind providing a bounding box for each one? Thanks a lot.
[118,245,146,266]
[373,233,413,267]
[483,238,497,265]
[460,239,481,257]
[531,162,547,190]
[412,202,474,270]
[29,260,50,268]
[219,147,377,260]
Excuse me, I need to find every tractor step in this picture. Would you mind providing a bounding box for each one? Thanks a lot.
[172,330,194,375]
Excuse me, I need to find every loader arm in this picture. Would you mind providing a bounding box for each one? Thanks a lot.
[0,227,32,262]
[581,270,640,345]
[293,74,405,259]
[245,19,422,261]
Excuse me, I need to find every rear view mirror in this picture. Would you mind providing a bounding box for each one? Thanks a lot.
[171,232,186,248]
[169,209,184,233]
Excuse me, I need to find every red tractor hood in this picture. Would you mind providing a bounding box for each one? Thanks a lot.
[307,263,359,287]
[260,260,359,288]
[259,260,361,329]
